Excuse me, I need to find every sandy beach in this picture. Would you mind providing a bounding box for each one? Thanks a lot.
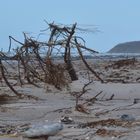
[0,57,140,140]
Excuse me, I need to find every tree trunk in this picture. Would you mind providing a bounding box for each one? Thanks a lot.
[64,23,78,81]
[66,60,78,81]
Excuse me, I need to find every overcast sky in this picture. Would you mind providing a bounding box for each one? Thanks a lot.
[0,0,140,52]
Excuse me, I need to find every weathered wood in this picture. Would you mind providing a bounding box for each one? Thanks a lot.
[75,38,104,83]
[1,22,101,96]
[0,60,21,96]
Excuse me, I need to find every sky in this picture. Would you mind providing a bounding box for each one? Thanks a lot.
[0,0,140,53]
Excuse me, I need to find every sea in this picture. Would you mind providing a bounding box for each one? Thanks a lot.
[1,52,140,61]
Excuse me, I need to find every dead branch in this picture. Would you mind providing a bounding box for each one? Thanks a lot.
[74,38,104,83]
[83,91,103,105]
[0,60,21,96]
[75,80,93,111]
[107,94,115,101]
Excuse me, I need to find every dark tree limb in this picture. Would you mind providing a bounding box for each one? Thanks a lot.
[75,38,104,83]
[0,60,21,96]
[64,23,78,81]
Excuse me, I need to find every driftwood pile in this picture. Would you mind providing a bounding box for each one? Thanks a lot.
[0,22,102,98]
[105,58,136,69]
[103,58,139,83]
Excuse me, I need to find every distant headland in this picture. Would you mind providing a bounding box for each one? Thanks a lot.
[108,41,140,53]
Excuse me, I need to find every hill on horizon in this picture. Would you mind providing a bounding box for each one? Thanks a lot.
[108,41,140,53]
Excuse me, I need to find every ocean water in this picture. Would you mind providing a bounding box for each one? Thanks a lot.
[1,52,140,61]
[92,53,140,60]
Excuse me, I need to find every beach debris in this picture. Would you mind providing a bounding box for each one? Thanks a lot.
[120,114,135,121]
[0,22,103,98]
[84,91,103,104]
[106,78,125,83]
[74,80,93,110]
[105,58,136,69]
[136,77,140,82]
[103,58,139,83]
[0,94,19,104]
[133,98,140,104]
[78,118,139,129]
[23,122,63,138]
[0,124,30,135]
[75,104,90,114]
[60,116,74,124]
[95,128,128,137]
[107,94,115,101]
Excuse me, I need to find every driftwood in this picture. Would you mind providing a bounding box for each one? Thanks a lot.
[105,58,136,69]
[84,91,103,104]
[0,59,20,96]
[73,80,94,114]
[0,22,103,97]
[103,58,137,83]
[79,118,139,129]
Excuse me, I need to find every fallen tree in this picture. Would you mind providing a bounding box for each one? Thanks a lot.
[0,22,103,97]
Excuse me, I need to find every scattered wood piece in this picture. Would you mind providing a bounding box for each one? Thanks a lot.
[78,118,140,129]
[96,128,128,137]
[75,104,90,114]
[106,58,136,69]
[133,98,140,104]
[84,91,103,105]
[107,94,115,101]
